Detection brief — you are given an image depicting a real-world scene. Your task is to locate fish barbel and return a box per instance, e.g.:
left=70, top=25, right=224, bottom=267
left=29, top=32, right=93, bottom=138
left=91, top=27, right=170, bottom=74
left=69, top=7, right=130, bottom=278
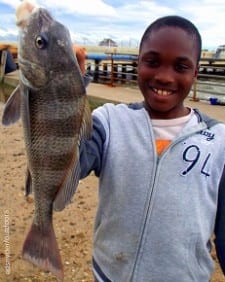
left=2, top=3, right=92, bottom=280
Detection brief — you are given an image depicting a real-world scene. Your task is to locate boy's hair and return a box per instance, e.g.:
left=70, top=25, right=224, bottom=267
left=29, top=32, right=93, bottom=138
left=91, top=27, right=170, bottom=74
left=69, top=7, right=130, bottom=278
left=139, top=15, right=202, bottom=63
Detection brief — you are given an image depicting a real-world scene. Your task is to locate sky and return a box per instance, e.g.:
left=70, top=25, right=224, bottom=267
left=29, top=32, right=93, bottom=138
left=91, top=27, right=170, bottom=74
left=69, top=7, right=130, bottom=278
left=0, top=0, right=225, bottom=50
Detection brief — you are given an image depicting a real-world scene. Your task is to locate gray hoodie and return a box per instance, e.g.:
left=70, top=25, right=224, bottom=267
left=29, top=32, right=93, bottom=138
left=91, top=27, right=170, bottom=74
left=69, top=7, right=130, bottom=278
left=79, top=102, right=225, bottom=282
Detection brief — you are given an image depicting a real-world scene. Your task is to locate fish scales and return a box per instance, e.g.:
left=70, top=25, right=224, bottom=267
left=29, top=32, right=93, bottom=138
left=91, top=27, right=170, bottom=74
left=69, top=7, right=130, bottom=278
left=2, top=2, right=92, bottom=280
left=25, top=88, right=84, bottom=172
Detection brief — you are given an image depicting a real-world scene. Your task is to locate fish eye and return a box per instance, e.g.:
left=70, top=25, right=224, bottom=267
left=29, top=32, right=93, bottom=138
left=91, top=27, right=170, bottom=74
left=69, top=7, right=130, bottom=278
left=35, top=34, right=48, bottom=49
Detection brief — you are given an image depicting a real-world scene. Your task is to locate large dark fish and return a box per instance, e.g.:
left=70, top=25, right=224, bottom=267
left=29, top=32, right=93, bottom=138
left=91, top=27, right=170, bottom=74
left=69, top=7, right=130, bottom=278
left=2, top=4, right=92, bottom=280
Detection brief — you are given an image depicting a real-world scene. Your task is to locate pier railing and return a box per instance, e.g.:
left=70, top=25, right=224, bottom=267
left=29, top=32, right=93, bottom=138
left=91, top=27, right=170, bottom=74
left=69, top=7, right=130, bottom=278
left=1, top=49, right=225, bottom=103
left=86, top=53, right=225, bottom=103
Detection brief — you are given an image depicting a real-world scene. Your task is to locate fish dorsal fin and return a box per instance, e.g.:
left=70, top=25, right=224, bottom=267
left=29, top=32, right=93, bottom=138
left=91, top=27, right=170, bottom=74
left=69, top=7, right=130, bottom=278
left=2, top=84, right=21, bottom=126
left=53, top=98, right=92, bottom=211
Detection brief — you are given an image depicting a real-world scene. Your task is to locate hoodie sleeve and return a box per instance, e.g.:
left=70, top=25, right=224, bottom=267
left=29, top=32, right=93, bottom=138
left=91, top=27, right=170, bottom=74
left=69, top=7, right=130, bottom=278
left=79, top=114, right=106, bottom=179
left=214, top=165, right=225, bottom=275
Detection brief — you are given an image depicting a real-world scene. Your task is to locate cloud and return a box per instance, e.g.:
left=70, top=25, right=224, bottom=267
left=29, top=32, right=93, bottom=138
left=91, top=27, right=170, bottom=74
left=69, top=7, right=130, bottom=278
left=68, top=1, right=176, bottom=44
left=38, top=0, right=117, bottom=17
left=0, top=27, right=17, bottom=37
left=0, top=0, right=223, bottom=49
left=173, top=0, right=225, bottom=48
left=0, top=0, right=21, bottom=8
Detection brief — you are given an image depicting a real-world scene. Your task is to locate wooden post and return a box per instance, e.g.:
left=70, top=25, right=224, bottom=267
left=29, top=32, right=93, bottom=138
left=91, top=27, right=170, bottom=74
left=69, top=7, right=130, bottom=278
left=0, top=49, right=8, bottom=83
left=190, top=78, right=199, bottom=101
left=93, top=59, right=100, bottom=83
left=109, top=53, right=115, bottom=87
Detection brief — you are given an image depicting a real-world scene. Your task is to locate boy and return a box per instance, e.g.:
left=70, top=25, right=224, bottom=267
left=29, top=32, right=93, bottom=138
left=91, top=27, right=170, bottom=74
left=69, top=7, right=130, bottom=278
left=79, top=16, right=225, bottom=281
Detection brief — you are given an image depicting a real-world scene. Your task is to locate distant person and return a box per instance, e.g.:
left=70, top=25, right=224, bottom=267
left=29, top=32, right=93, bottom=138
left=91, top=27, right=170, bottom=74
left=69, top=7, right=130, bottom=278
left=78, top=15, right=225, bottom=281
left=0, top=49, right=17, bottom=74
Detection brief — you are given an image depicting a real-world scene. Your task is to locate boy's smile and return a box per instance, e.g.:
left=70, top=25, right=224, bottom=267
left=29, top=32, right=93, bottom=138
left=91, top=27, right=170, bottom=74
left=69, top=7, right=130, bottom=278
left=152, top=88, right=173, bottom=96
left=138, top=26, right=199, bottom=119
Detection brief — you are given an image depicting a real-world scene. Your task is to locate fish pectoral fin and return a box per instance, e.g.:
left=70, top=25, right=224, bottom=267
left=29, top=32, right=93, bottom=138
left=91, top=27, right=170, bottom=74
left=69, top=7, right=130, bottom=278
left=2, top=84, right=21, bottom=126
left=53, top=152, right=81, bottom=212
left=25, top=168, right=32, bottom=196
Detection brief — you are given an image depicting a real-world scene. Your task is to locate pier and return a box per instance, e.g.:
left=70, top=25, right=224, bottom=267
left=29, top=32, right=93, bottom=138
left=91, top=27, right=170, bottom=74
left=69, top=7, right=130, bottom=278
left=1, top=44, right=225, bottom=104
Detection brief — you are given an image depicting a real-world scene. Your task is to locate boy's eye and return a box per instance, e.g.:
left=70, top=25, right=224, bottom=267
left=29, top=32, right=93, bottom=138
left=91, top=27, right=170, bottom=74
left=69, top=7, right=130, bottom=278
left=145, top=58, right=159, bottom=67
left=175, top=63, right=190, bottom=72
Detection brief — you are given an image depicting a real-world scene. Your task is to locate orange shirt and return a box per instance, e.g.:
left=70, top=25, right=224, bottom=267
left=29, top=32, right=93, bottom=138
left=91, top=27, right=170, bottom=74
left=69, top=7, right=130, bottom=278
left=152, top=110, right=194, bottom=155
left=155, top=139, right=172, bottom=155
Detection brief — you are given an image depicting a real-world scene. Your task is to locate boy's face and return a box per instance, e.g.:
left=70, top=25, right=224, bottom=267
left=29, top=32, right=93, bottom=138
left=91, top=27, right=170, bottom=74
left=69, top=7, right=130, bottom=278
left=138, top=26, right=199, bottom=119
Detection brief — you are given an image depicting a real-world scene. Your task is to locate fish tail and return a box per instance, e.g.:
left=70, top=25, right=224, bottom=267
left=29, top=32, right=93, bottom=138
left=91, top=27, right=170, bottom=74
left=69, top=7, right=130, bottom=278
left=22, top=221, right=64, bottom=280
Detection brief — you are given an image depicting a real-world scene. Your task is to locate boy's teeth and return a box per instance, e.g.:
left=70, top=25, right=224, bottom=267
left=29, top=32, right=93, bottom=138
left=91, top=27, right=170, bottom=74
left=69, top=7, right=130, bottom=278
left=154, top=88, right=171, bottom=96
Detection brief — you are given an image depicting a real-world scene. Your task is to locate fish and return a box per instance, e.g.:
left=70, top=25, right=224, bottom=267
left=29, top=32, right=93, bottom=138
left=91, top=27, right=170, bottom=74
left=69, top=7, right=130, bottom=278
left=2, top=3, right=92, bottom=280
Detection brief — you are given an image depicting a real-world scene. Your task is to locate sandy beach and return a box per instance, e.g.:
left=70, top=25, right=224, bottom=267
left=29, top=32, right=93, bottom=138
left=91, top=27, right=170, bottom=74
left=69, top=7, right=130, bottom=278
left=0, top=83, right=224, bottom=281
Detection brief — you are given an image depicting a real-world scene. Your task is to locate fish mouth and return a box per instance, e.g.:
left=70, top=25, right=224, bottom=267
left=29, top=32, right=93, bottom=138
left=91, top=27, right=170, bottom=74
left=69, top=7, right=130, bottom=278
left=18, top=56, right=49, bottom=89
left=152, top=87, right=174, bottom=96
left=18, top=55, right=39, bottom=71
left=18, top=55, right=38, bottom=66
